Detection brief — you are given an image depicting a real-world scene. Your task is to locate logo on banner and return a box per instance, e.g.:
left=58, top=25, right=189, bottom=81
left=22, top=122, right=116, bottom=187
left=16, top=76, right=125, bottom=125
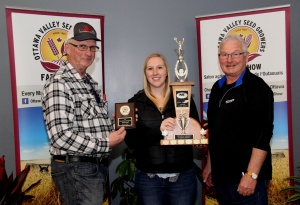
left=32, top=21, right=72, bottom=80
left=218, top=20, right=267, bottom=64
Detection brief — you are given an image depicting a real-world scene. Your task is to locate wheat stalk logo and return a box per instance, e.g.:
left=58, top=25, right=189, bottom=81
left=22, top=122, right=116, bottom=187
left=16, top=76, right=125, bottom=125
left=40, top=30, right=68, bottom=73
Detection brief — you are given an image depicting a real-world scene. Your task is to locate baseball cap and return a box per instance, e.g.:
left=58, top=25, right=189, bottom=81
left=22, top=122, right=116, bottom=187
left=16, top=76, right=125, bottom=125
left=67, top=22, right=100, bottom=41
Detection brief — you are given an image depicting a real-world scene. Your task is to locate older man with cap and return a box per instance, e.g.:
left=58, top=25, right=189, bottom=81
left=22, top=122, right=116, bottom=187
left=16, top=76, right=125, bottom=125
left=42, top=22, right=126, bottom=205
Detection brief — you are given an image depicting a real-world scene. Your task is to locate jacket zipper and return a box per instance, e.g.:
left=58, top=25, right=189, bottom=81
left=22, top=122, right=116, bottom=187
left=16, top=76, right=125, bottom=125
left=218, top=85, right=240, bottom=108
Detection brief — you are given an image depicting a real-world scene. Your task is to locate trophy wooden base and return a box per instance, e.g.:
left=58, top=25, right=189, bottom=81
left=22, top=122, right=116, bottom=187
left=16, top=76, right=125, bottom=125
left=160, top=118, right=208, bottom=145
left=160, top=138, right=208, bottom=145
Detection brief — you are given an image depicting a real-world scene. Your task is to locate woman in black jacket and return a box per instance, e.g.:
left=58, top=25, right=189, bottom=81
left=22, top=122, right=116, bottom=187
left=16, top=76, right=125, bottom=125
left=125, top=53, right=200, bottom=205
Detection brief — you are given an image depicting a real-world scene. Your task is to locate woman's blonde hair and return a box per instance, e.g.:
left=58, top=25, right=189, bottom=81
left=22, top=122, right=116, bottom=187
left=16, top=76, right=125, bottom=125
left=143, top=53, right=171, bottom=111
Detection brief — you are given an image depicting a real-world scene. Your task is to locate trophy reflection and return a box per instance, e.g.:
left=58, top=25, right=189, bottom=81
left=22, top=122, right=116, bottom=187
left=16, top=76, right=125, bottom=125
left=160, top=37, right=208, bottom=145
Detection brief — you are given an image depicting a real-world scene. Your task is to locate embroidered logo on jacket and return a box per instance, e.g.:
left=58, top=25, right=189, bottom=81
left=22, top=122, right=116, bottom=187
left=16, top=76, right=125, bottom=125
left=225, top=99, right=235, bottom=104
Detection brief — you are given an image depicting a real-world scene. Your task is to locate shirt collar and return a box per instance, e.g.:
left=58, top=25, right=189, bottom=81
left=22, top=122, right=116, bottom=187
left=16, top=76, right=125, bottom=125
left=65, top=63, right=87, bottom=82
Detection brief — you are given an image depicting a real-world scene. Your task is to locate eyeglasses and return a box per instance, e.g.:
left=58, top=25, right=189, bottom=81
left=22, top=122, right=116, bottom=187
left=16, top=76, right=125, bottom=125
left=218, top=52, right=246, bottom=60
left=69, top=43, right=99, bottom=52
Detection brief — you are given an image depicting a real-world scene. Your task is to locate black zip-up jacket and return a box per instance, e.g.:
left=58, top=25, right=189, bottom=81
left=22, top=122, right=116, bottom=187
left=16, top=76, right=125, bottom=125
left=125, top=90, right=200, bottom=173
left=208, top=68, right=274, bottom=184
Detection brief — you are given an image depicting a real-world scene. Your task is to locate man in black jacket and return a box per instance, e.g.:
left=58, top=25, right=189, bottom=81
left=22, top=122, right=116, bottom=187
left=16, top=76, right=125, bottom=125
left=202, top=34, right=274, bottom=205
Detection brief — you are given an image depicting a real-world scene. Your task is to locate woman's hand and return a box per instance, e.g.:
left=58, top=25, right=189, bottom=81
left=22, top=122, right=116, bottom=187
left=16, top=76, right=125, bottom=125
left=160, top=117, right=176, bottom=131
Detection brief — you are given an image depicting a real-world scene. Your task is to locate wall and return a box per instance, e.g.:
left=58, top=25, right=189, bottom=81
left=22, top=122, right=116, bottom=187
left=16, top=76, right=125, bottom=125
left=1, top=0, right=299, bottom=204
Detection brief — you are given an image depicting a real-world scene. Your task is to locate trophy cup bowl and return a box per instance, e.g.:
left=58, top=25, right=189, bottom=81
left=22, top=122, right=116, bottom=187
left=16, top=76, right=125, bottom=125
left=177, top=116, right=190, bottom=134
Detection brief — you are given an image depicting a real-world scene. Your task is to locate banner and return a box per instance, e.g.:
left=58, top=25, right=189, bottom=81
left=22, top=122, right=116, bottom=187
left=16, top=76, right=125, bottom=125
left=6, top=8, right=109, bottom=204
left=196, top=5, right=292, bottom=205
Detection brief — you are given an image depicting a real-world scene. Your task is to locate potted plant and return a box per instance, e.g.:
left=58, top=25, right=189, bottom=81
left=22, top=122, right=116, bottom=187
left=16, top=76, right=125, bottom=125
left=0, top=155, right=41, bottom=205
left=111, top=148, right=137, bottom=205
left=280, top=161, right=300, bottom=204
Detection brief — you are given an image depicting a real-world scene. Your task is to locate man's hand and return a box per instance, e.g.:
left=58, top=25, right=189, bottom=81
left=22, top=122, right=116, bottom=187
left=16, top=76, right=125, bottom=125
left=108, top=127, right=126, bottom=148
left=203, top=150, right=214, bottom=188
left=237, top=174, right=257, bottom=196
left=203, top=163, right=214, bottom=187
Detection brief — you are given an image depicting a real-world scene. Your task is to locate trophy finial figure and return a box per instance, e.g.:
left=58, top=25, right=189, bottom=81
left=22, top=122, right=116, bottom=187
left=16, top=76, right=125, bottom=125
left=174, top=37, right=188, bottom=82
left=174, top=37, right=184, bottom=58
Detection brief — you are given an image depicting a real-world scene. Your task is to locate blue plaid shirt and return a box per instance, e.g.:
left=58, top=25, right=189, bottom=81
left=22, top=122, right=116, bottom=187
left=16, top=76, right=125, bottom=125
left=42, top=63, right=113, bottom=158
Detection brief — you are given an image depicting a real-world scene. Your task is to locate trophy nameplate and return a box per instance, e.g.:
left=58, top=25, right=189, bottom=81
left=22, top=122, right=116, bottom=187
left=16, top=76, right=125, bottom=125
left=115, top=102, right=136, bottom=129
left=160, top=37, right=208, bottom=145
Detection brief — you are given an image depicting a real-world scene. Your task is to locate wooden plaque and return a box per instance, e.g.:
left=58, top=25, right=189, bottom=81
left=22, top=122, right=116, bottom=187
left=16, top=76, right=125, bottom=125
left=115, top=102, right=136, bottom=129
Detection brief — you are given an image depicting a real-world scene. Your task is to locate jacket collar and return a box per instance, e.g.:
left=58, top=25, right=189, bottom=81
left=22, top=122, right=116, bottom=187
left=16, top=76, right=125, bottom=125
left=218, top=68, right=247, bottom=88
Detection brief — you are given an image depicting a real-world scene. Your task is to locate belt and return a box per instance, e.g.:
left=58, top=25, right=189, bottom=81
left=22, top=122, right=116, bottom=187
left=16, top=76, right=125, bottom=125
left=52, top=155, right=107, bottom=165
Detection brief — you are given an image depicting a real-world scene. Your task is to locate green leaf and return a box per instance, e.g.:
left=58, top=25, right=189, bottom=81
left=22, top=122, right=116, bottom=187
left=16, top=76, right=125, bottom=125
left=116, top=160, right=129, bottom=177
left=286, top=193, right=300, bottom=203
left=110, top=178, right=124, bottom=198
left=127, top=161, right=135, bottom=181
left=119, top=161, right=130, bottom=177
left=285, top=176, right=300, bottom=182
left=111, top=149, right=137, bottom=204
left=280, top=186, right=300, bottom=192
left=281, top=161, right=300, bottom=204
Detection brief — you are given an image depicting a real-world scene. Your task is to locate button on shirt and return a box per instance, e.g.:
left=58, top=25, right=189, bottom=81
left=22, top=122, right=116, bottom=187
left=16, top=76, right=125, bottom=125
left=42, top=63, right=113, bottom=158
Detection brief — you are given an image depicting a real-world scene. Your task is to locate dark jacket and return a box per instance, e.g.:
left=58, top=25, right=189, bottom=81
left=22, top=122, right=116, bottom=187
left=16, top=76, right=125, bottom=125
left=125, top=90, right=200, bottom=173
left=208, top=68, right=274, bottom=184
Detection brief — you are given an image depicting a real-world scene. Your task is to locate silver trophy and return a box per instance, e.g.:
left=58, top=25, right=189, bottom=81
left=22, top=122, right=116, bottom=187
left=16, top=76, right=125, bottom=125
left=176, top=111, right=190, bottom=134
left=160, top=37, right=205, bottom=145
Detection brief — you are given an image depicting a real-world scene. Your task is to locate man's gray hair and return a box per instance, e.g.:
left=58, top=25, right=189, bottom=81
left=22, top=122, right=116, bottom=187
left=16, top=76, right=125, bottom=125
left=219, top=34, right=248, bottom=53
left=67, top=38, right=74, bottom=44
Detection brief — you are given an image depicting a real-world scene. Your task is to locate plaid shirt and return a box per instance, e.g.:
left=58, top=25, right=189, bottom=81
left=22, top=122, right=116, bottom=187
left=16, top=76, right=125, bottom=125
left=42, top=63, right=113, bottom=158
